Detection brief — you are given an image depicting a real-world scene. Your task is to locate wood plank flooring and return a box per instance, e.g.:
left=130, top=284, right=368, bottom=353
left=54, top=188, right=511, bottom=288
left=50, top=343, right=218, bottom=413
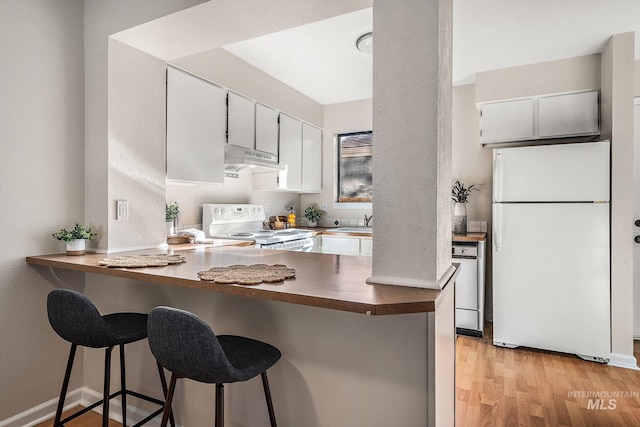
left=456, top=323, right=640, bottom=427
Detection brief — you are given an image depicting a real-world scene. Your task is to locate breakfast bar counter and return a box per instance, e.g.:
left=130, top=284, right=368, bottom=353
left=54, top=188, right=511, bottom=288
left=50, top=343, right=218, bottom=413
left=27, top=246, right=446, bottom=315
left=27, top=246, right=456, bottom=427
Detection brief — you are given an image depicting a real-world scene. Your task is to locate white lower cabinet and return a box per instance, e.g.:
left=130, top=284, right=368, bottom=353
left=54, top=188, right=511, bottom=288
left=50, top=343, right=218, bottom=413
left=321, top=235, right=372, bottom=256
left=360, top=237, right=372, bottom=255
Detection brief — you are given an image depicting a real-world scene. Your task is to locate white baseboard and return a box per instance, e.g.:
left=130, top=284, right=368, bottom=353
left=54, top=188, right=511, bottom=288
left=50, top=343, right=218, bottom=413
left=1, top=387, right=170, bottom=427
left=608, top=352, right=640, bottom=370
left=0, top=388, right=83, bottom=427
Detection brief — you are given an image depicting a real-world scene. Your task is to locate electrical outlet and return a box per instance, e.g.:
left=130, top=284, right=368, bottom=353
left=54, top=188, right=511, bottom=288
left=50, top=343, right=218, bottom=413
left=264, top=201, right=270, bottom=213
left=116, top=200, right=128, bottom=220
left=322, top=203, right=328, bottom=211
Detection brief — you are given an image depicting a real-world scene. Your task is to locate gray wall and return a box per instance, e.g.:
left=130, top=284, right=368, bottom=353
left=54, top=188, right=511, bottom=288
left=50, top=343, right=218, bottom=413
left=0, top=0, right=205, bottom=422
left=0, top=0, right=85, bottom=419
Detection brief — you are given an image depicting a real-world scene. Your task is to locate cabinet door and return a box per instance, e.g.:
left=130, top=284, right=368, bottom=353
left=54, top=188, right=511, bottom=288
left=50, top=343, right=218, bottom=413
left=455, top=257, right=478, bottom=310
left=301, top=123, right=322, bottom=193
left=480, top=98, right=534, bottom=143
left=538, top=91, right=599, bottom=138
left=227, top=92, right=255, bottom=149
left=321, top=236, right=360, bottom=255
left=166, top=67, right=226, bottom=183
left=255, top=103, right=279, bottom=156
left=278, top=114, right=302, bottom=191
left=360, top=237, right=372, bottom=255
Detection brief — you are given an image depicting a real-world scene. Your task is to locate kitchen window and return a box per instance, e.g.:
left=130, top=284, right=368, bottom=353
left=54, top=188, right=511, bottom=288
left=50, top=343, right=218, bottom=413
left=338, top=131, right=372, bottom=202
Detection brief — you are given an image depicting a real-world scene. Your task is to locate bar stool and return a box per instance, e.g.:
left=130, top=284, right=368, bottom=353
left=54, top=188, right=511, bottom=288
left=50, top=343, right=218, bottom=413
left=47, top=289, right=174, bottom=427
left=147, top=306, right=281, bottom=427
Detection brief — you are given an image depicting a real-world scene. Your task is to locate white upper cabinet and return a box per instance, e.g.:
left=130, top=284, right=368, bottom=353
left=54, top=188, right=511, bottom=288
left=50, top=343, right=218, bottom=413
left=301, top=123, right=322, bottom=192
left=277, top=114, right=303, bottom=191
left=166, top=67, right=226, bottom=184
left=480, top=91, right=599, bottom=145
left=480, top=98, right=535, bottom=144
left=255, top=103, right=279, bottom=156
left=538, top=91, right=599, bottom=138
left=227, top=92, right=255, bottom=150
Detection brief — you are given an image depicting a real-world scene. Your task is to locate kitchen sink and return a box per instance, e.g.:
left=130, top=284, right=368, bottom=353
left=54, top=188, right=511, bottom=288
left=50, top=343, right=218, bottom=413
left=330, top=227, right=372, bottom=233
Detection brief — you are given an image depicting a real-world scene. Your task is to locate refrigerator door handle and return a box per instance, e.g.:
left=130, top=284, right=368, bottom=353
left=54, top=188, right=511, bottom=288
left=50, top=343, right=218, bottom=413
left=494, top=203, right=502, bottom=252
left=493, top=151, right=502, bottom=202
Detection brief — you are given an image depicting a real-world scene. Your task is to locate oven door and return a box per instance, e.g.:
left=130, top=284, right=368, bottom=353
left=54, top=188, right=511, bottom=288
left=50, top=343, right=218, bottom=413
left=259, top=237, right=315, bottom=252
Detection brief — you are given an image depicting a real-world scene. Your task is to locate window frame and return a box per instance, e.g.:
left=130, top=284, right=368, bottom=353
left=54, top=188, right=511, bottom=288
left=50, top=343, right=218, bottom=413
left=337, top=130, right=373, bottom=203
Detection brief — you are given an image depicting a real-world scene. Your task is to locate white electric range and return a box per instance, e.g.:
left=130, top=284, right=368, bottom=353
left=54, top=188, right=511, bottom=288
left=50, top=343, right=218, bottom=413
left=202, top=204, right=315, bottom=251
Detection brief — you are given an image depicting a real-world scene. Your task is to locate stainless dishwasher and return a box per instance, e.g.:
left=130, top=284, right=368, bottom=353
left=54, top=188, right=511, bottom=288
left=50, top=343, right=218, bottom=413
left=452, top=241, right=485, bottom=337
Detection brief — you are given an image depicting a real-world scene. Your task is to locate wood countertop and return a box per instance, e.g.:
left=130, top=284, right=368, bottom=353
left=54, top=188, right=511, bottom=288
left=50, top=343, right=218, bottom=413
left=27, top=246, right=450, bottom=316
left=452, top=232, right=487, bottom=242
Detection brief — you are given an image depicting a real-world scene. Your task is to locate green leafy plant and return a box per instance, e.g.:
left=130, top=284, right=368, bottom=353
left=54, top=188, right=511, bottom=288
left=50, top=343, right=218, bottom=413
left=451, top=179, right=479, bottom=204
left=166, top=202, right=179, bottom=221
left=52, top=223, right=96, bottom=242
left=304, top=206, right=322, bottom=223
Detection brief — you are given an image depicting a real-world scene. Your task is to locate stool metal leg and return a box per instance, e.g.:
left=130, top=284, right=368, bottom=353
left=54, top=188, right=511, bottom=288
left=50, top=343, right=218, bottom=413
left=261, top=372, right=278, bottom=427
left=120, top=344, right=127, bottom=426
left=157, top=363, right=176, bottom=427
left=215, top=383, right=224, bottom=427
left=53, top=344, right=77, bottom=427
left=160, top=373, right=178, bottom=427
left=103, top=346, right=114, bottom=427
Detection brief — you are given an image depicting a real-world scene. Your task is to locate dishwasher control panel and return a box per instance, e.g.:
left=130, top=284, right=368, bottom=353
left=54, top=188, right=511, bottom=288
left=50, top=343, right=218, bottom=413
left=452, top=244, right=477, bottom=257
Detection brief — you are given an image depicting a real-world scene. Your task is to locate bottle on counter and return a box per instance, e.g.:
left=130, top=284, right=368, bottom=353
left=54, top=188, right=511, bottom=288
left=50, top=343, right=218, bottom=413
left=288, top=207, right=296, bottom=228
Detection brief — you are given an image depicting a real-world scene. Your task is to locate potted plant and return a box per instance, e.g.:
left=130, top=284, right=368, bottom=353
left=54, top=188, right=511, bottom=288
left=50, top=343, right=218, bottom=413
left=451, top=179, right=479, bottom=234
left=52, top=222, right=96, bottom=255
left=303, top=205, right=322, bottom=227
left=166, top=202, right=179, bottom=235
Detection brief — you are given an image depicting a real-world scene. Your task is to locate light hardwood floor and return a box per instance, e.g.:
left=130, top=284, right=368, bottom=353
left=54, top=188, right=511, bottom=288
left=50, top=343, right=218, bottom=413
left=37, top=324, right=640, bottom=427
left=456, top=323, right=640, bottom=427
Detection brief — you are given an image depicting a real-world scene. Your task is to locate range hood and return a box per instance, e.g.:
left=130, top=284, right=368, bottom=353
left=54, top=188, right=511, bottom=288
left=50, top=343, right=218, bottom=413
left=224, top=144, right=284, bottom=177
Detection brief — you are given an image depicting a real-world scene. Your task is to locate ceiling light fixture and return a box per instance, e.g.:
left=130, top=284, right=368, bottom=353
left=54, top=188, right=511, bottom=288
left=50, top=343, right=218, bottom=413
left=356, top=32, right=373, bottom=54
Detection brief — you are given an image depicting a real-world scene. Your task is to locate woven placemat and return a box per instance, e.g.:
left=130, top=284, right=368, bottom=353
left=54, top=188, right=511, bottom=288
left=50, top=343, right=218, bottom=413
left=98, top=254, right=187, bottom=268
left=197, top=264, right=296, bottom=286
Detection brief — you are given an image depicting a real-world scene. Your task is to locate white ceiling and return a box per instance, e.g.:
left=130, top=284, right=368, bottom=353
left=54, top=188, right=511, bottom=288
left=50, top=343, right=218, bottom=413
left=220, top=1, right=640, bottom=105
left=223, top=8, right=372, bottom=105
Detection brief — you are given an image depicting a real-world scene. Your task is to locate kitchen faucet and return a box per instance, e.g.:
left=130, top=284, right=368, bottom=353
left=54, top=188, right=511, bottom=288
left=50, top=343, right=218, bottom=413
left=364, top=215, right=373, bottom=227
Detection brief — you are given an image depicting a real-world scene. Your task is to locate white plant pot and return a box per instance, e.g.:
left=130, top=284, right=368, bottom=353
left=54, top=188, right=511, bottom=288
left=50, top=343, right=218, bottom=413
left=453, top=203, right=467, bottom=234
left=166, top=221, right=175, bottom=236
left=307, top=221, right=318, bottom=228
left=66, top=239, right=86, bottom=256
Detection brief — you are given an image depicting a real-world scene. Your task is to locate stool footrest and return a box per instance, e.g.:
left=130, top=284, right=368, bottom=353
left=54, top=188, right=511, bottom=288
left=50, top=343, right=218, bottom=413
left=58, top=389, right=165, bottom=426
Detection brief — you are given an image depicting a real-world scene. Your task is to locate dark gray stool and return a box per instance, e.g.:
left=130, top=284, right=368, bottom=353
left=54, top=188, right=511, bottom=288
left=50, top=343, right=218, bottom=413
left=147, top=306, right=281, bottom=427
left=47, top=289, right=174, bottom=427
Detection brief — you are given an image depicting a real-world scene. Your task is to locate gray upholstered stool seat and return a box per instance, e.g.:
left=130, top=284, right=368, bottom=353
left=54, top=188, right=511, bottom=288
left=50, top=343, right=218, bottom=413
left=47, top=289, right=174, bottom=427
left=148, top=306, right=281, bottom=427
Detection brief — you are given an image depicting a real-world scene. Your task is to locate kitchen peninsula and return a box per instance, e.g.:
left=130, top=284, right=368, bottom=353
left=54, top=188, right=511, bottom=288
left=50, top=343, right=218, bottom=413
left=27, top=246, right=457, bottom=426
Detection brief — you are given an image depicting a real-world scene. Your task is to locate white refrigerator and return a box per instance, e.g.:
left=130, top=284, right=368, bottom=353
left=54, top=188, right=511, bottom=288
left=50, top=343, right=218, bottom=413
left=492, top=141, right=610, bottom=362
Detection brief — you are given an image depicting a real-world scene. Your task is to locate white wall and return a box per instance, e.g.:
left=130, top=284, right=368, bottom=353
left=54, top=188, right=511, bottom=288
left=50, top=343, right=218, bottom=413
left=84, top=0, right=207, bottom=252
left=601, top=32, right=636, bottom=367
left=0, top=0, right=85, bottom=420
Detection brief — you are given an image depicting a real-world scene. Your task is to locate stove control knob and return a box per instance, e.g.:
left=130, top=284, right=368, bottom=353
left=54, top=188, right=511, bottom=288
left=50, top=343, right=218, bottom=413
left=635, top=219, right=640, bottom=227
left=635, top=236, right=640, bottom=244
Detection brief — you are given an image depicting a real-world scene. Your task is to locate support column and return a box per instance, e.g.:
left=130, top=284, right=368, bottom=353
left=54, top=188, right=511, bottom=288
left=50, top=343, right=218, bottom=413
left=368, top=0, right=454, bottom=289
